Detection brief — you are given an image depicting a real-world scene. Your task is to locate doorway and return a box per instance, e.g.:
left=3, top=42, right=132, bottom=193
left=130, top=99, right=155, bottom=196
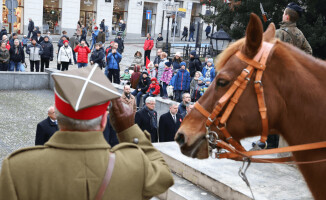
left=141, top=2, right=157, bottom=37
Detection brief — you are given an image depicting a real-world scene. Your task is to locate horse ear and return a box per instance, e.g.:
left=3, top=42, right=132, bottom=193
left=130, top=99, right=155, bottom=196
left=243, top=13, right=263, bottom=58
left=263, top=23, right=276, bottom=42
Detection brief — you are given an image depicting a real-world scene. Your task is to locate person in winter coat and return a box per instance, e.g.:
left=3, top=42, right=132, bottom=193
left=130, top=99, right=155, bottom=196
left=74, top=40, right=91, bottom=68
left=0, top=41, right=10, bottom=71
left=153, top=49, right=162, bottom=69
left=58, top=40, right=73, bottom=71
left=120, top=69, right=131, bottom=85
left=106, top=48, right=122, bottom=84
left=192, top=76, right=205, bottom=102
left=36, top=31, right=44, bottom=44
left=143, top=33, right=154, bottom=65
left=156, top=33, right=163, bottom=42
left=27, top=18, right=34, bottom=39
left=0, top=26, right=7, bottom=41
left=114, top=33, right=124, bottom=53
left=9, top=33, right=20, bottom=48
left=69, top=33, right=79, bottom=64
left=131, top=50, right=144, bottom=69
left=56, top=35, right=67, bottom=70
left=26, top=38, right=43, bottom=72
left=131, top=71, right=151, bottom=108
left=147, top=61, right=156, bottom=78
left=31, top=27, right=39, bottom=41
left=2, top=35, right=11, bottom=50
left=200, top=78, right=211, bottom=96
left=22, top=35, right=28, bottom=50
left=202, top=58, right=216, bottom=82
left=80, top=25, right=89, bottom=46
left=181, top=26, right=188, bottom=41
left=90, top=43, right=105, bottom=69
left=190, top=71, right=202, bottom=101
left=90, top=26, right=99, bottom=50
left=205, top=24, right=211, bottom=39
left=188, top=23, right=195, bottom=42
left=143, top=77, right=160, bottom=104
left=174, top=62, right=191, bottom=102
left=40, top=36, right=53, bottom=72
left=100, top=19, right=105, bottom=32
left=188, top=50, right=202, bottom=78
left=130, top=65, right=142, bottom=89
left=169, top=70, right=178, bottom=99
left=157, top=52, right=168, bottom=96
left=96, top=27, right=106, bottom=44
left=172, top=52, right=183, bottom=70
left=161, top=62, right=173, bottom=99
left=9, top=39, right=25, bottom=72
left=76, top=21, right=82, bottom=37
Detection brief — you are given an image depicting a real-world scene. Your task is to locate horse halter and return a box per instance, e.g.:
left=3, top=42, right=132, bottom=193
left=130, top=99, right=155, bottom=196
left=194, top=42, right=326, bottom=164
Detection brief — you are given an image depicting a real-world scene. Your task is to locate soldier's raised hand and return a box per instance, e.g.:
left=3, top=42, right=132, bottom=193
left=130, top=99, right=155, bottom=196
left=109, top=98, right=134, bottom=133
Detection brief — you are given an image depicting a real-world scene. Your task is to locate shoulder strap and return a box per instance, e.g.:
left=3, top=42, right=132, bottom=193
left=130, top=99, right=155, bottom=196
left=95, top=152, right=116, bottom=200
left=281, top=28, right=296, bottom=44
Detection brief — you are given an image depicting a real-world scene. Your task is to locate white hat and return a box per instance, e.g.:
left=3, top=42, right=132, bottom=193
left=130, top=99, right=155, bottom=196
left=175, top=52, right=182, bottom=57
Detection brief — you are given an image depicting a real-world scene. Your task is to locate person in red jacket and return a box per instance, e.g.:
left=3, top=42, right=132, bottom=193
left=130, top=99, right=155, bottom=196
left=74, top=40, right=91, bottom=68
left=143, top=33, right=154, bottom=66
left=143, top=77, right=160, bottom=105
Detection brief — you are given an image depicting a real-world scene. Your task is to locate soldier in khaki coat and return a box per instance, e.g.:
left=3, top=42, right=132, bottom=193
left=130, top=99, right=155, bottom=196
left=275, top=2, right=312, bottom=55
left=0, top=66, right=174, bottom=200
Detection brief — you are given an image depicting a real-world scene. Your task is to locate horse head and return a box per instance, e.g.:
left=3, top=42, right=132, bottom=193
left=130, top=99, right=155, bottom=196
left=175, top=13, right=281, bottom=159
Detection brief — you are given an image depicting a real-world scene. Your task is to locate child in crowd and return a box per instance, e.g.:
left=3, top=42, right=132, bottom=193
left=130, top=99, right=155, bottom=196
left=200, top=78, right=211, bottom=96
left=192, top=76, right=205, bottom=102
left=202, top=58, right=216, bottom=82
left=120, top=69, right=131, bottom=85
left=143, top=77, right=160, bottom=104
left=169, top=70, right=178, bottom=100
left=174, top=62, right=191, bottom=102
left=22, top=35, right=28, bottom=50
left=147, top=61, right=156, bottom=78
left=161, top=61, right=173, bottom=99
left=190, top=71, right=202, bottom=102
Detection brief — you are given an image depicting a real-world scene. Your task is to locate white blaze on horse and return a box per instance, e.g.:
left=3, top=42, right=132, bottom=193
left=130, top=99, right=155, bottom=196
left=175, top=13, right=326, bottom=200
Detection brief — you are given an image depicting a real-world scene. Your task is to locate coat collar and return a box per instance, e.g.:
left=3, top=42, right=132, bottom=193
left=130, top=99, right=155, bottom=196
left=45, top=130, right=110, bottom=150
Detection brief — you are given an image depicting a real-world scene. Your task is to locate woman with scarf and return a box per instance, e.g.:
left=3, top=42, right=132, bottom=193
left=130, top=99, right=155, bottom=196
left=201, top=58, right=216, bottom=82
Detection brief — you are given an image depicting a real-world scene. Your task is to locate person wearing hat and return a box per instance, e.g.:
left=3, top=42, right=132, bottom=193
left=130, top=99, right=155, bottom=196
left=188, top=50, right=202, bottom=78
left=96, top=27, right=106, bottom=44
left=26, top=38, right=43, bottom=72
left=161, top=61, right=173, bottom=99
left=200, top=78, right=211, bottom=96
left=131, top=71, right=151, bottom=108
left=172, top=52, right=183, bottom=70
left=192, top=76, right=205, bottom=102
left=90, top=26, right=99, bottom=50
left=58, top=40, right=73, bottom=71
left=131, top=50, right=144, bottom=69
left=40, top=36, right=54, bottom=72
left=0, top=66, right=174, bottom=199
left=120, top=68, right=131, bottom=85
left=275, top=2, right=312, bottom=54
left=114, top=32, right=124, bottom=54
left=174, top=62, right=191, bottom=102
left=202, top=58, right=216, bottom=82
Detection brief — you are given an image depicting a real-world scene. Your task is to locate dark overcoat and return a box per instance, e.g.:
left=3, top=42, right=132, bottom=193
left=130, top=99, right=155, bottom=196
left=35, top=117, right=59, bottom=145
left=135, top=107, right=158, bottom=142
left=159, top=112, right=183, bottom=142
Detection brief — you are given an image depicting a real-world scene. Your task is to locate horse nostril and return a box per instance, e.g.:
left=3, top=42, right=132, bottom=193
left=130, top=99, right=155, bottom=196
left=175, top=133, right=186, bottom=146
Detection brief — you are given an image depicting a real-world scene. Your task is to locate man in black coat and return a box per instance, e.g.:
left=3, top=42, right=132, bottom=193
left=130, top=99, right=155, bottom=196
left=178, top=93, right=191, bottom=116
left=159, top=102, right=183, bottom=142
left=40, top=36, right=53, bottom=72
left=9, top=39, right=25, bottom=71
left=114, top=33, right=124, bottom=53
left=35, top=106, right=59, bottom=145
left=188, top=50, right=202, bottom=78
left=135, top=97, right=158, bottom=143
left=27, top=18, right=34, bottom=39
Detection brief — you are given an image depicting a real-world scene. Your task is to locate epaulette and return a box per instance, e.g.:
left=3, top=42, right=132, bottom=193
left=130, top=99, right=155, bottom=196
left=111, top=143, right=139, bottom=152
left=8, top=146, right=47, bottom=159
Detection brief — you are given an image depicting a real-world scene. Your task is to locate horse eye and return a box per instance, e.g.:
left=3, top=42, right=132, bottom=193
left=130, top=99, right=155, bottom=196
left=217, top=79, right=230, bottom=87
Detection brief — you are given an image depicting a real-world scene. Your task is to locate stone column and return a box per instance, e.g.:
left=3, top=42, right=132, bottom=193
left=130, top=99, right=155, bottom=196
left=96, top=0, right=113, bottom=32
left=24, top=0, right=43, bottom=35
left=61, top=0, right=81, bottom=36
left=126, top=0, right=144, bottom=38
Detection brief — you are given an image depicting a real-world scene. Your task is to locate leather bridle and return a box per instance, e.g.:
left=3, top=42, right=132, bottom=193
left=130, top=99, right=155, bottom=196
left=194, top=41, right=326, bottom=164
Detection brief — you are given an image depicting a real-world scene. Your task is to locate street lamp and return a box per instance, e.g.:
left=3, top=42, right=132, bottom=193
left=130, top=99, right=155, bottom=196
left=210, top=26, right=232, bottom=56
left=163, top=0, right=176, bottom=55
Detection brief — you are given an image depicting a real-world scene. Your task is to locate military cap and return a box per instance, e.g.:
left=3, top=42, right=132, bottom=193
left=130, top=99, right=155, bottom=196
left=52, top=66, right=121, bottom=120
left=287, top=2, right=303, bottom=17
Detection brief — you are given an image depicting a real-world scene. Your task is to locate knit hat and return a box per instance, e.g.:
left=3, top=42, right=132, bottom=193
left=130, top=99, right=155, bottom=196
left=205, top=78, right=211, bottom=83
left=12, top=33, right=17, bottom=36
left=63, top=40, right=69, bottom=44
left=287, top=2, right=303, bottom=17
left=190, top=50, right=196, bottom=56
left=207, top=58, right=214, bottom=64
left=94, top=26, right=98, bottom=30
left=175, top=52, right=182, bottom=57
left=198, top=76, right=204, bottom=82
left=165, top=61, right=172, bottom=67
left=44, top=35, right=49, bottom=39
left=180, top=62, right=186, bottom=67
left=124, top=69, right=129, bottom=73
left=142, top=71, right=148, bottom=75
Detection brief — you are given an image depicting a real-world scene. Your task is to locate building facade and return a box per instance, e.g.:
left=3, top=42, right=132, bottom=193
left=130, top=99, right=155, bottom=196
left=1, top=0, right=211, bottom=38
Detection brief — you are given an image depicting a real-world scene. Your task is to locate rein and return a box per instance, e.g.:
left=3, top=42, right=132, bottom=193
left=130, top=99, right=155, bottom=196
left=194, top=41, right=326, bottom=164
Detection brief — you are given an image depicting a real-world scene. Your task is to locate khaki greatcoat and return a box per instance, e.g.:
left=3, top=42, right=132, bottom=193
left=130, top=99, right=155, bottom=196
left=0, top=125, right=174, bottom=200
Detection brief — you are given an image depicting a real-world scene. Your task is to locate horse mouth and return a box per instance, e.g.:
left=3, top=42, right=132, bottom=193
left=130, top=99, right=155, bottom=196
left=179, top=135, right=209, bottom=159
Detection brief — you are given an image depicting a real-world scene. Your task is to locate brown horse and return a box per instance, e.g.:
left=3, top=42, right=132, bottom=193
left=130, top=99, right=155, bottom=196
left=175, top=13, right=326, bottom=200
